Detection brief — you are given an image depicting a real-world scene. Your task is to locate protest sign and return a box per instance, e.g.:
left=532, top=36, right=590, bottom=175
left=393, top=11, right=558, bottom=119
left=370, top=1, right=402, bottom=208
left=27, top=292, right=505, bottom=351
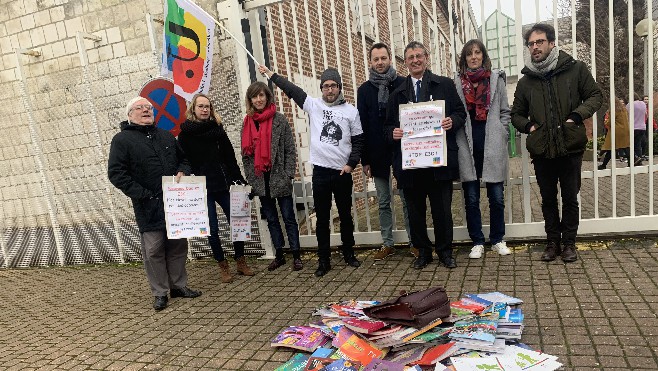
left=399, top=101, right=446, bottom=169
left=162, top=176, right=210, bottom=239
left=230, top=184, right=252, bottom=241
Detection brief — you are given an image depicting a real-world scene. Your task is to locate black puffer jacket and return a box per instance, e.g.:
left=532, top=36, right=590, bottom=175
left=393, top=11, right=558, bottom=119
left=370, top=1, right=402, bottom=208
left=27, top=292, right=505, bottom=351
left=177, top=119, right=245, bottom=192
left=108, top=121, right=191, bottom=232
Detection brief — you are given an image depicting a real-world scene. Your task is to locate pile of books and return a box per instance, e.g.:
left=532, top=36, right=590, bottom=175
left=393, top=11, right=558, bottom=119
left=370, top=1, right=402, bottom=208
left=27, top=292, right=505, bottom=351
left=272, top=292, right=562, bottom=370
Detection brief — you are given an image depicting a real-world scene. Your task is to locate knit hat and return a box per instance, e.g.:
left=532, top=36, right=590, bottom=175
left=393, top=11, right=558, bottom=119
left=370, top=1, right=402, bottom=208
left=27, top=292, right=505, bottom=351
left=320, top=68, right=342, bottom=88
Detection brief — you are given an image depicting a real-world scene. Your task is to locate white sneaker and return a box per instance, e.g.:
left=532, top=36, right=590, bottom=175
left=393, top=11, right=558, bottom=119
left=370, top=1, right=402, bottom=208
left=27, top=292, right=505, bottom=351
left=469, top=245, right=484, bottom=259
left=492, top=241, right=511, bottom=256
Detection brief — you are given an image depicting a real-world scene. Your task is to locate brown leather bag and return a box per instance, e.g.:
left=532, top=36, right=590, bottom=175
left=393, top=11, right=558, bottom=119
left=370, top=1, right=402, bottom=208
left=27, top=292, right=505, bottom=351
left=363, top=286, right=450, bottom=328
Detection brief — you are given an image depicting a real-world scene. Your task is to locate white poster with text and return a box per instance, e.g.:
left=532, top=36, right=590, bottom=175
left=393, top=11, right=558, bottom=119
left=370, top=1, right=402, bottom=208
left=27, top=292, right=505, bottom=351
left=399, top=101, right=447, bottom=169
left=162, top=176, right=210, bottom=239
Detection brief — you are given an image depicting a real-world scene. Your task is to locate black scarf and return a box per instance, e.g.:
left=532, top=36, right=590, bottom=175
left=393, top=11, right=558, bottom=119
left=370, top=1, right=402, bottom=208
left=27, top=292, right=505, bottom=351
left=180, top=118, right=223, bottom=138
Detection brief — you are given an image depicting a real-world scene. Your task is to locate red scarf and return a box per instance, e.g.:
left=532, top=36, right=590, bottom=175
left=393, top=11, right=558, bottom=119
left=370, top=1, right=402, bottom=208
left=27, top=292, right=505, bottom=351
left=241, top=103, right=276, bottom=176
left=460, top=68, right=491, bottom=121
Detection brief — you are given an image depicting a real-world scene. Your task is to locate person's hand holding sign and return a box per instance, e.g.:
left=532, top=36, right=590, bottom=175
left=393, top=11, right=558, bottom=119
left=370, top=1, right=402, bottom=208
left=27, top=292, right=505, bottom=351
left=392, top=127, right=404, bottom=140
left=441, top=117, right=453, bottom=130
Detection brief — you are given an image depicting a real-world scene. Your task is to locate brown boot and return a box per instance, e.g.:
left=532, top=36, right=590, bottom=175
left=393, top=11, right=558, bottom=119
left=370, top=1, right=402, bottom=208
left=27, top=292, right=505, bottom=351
left=218, top=260, right=233, bottom=283
left=235, top=256, right=255, bottom=276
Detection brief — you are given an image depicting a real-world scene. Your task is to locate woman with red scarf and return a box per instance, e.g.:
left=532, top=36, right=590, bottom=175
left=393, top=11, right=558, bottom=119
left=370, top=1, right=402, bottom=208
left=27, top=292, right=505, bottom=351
left=454, top=39, right=512, bottom=260
left=241, top=82, right=302, bottom=271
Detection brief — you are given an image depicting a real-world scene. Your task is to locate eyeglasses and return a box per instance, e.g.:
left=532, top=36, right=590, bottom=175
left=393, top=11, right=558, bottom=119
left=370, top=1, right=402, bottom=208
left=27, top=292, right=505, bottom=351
left=526, top=39, right=547, bottom=48
left=405, top=53, right=426, bottom=61
left=321, top=83, right=339, bottom=91
left=131, top=104, right=153, bottom=112
left=196, top=104, right=211, bottom=110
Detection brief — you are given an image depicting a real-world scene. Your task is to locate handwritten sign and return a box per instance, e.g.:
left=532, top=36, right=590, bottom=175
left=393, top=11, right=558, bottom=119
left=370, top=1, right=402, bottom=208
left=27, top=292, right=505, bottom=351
left=231, top=216, right=251, bottom=242
left=399, top=101, right=447, bottom=169
left=162, top=176, right=210, bottom=239
left=229, top=184, right=252, bottom=241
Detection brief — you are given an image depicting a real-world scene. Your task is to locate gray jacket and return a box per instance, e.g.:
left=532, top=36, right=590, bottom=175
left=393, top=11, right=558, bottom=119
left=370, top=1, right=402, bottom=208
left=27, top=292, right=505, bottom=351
left=242, top=112, right=297, bottom=198
left=454, top=69, right=511, bottom=183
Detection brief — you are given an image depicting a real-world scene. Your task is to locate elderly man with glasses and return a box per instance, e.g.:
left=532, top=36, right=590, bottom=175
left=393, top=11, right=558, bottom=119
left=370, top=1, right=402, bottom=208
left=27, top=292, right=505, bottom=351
left=511, top=23, right=602, bottom=263
left=108, top=97, right=201, bottom=311
left=259, top=64, right=364, bottom=277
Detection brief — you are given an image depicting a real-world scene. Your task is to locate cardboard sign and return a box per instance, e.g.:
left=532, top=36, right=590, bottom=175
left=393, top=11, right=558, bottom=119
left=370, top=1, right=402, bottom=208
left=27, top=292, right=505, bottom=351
left=162, top=176, right=210, bottom=239
left=399, top=101, right=447, bottom=169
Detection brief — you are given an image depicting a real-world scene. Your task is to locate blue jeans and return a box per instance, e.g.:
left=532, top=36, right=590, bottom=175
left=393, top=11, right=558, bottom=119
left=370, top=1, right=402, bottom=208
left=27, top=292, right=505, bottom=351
left=260, top=195, right=300, bottom=252
left=207, top=190, right=245, bottom=262
left=461, top=181, right=505, bottom=245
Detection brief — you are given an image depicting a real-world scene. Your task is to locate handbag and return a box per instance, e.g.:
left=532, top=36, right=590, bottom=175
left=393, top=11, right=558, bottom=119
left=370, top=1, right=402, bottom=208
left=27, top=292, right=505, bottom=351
left=363, top=286, right=450, bottom=328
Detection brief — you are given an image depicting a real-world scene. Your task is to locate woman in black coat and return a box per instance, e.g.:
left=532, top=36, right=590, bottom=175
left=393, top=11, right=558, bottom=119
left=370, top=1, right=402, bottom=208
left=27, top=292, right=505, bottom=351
left=177, top=93, right=254, bottom=283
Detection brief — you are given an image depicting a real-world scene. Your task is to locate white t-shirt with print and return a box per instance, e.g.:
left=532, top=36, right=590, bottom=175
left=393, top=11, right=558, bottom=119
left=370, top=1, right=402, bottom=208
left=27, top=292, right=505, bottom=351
left=302, top=96, right=363, bottom=171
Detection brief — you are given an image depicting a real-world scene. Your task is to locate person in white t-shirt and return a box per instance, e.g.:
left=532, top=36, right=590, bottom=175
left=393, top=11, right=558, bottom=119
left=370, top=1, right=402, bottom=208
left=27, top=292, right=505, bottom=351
left=259, top=64, right=364, bottom=277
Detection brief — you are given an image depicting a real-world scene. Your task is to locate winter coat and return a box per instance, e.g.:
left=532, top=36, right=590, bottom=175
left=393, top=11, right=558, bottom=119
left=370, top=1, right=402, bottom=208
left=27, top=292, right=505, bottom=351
left=511, top=50, right=603, bottom=159
left=601, top=108, right=631, bottom=150
left=241, top=112, right=297, bottom=198
left=385, top=70, right=467, bottom=188
left=177, top=119, right=245, bottom=193
left=357, top=76, right=406, bottom=179
left=454, top=69, right=511, bottom=183
left=108, top=121, right=191, bottom=233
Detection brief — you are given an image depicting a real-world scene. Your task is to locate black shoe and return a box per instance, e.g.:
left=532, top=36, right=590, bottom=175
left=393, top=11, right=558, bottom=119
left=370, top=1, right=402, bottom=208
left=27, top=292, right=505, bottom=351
left=292, top=258, right=303, bottom=271
left=170, top=287, right=202, bottom=298
left=439, top=256, right=457, bottom=269
left=540, top=241, right=561, bottom=262
left=315, top=262, right=331, bottom=277
left=345, top=256, right=361, bottom=268
left=153, top=296, right=168, bottom=311
left=413, top=256, right=433, bottom=269
left=598, top=164, right=606, bottom=170
left=561, top=244, right=578, bottom=263
left=268, top=258, right=286, bottom=271
left=634, top=157, right=643, bottom=166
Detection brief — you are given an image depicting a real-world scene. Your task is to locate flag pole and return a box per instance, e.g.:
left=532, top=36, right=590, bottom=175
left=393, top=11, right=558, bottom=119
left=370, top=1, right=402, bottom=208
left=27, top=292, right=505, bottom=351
left=186, top=0, right=263, bottom=67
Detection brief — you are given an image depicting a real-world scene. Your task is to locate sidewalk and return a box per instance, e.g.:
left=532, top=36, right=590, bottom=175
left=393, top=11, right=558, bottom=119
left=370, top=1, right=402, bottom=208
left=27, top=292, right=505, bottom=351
left=1, top=238, right=657, bottom=370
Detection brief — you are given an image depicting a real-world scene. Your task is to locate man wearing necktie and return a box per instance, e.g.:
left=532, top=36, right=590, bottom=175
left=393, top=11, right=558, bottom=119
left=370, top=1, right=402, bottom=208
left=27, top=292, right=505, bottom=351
left=385, top=41, right=467, bottom=269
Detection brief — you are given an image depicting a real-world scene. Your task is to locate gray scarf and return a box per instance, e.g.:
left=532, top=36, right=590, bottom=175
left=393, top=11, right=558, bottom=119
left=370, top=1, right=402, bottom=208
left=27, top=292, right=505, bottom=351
left=323, top=91, right=346, bottom=107
left=369, top=67, right=398, bottom=108
left=525, top=46, right=559, bottom=75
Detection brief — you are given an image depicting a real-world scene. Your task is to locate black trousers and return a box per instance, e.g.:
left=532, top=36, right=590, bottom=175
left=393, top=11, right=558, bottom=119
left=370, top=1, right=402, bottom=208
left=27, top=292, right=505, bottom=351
left=634, top=130, right=648, bottom=158
left=312, top=166, right=355, bottom=263
left=402, top=177, right=454, bottom=260
left=533, top=153, right=583, bottom=246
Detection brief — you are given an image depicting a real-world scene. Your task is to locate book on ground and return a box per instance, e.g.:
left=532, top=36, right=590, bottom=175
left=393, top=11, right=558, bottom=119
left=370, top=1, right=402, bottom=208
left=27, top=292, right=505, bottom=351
left=272, top=326, right=331, bottom=352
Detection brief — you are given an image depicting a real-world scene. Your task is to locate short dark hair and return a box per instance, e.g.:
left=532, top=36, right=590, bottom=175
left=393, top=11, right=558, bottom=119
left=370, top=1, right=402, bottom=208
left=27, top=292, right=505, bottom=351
left=523, top=23, right=556, bottom=44
left=403, top=41, right=429, bottom=59
left=368, top=43, right=391, bottom=60
left=458, top=39, right=492, bottom=73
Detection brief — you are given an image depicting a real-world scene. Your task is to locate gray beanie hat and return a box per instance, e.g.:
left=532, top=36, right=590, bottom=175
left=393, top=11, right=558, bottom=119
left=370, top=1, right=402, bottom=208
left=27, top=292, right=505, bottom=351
left=320, top=68, right=342, bottom=88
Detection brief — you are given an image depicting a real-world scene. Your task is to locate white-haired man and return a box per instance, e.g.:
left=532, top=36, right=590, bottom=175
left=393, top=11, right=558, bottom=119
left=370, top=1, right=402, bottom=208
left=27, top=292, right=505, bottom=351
left=108, top=97, right=201, bottom=311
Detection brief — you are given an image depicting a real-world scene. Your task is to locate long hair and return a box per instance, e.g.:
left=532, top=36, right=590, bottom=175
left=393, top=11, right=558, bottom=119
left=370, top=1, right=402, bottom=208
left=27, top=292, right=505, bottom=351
left=458, top=39, right=492, bottom=74
left=186, top=93, right=222, bottom=123
left=245, top=82, right=275, bottom=116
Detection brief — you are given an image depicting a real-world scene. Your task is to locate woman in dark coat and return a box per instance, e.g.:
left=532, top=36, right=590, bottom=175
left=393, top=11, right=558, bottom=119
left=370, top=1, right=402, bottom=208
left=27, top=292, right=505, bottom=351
left=177, top=93, right=254, bottom=283
left=241, top=82, right=302, bottom=271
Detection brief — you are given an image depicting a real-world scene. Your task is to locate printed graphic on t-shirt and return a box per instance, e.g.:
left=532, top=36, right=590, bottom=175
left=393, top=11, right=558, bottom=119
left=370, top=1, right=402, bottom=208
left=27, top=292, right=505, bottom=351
left=320, top=111, right=343, bottom=146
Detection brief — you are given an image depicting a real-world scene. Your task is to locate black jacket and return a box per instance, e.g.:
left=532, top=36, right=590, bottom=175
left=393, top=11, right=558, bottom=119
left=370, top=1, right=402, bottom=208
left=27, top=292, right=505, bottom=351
left=177, top=119, right=245, bottom=193
left=357, top=76, right=406, bottom=179
left=385, top=71, right=466, bottom=188
left=108, top=121, right=191, bottom=232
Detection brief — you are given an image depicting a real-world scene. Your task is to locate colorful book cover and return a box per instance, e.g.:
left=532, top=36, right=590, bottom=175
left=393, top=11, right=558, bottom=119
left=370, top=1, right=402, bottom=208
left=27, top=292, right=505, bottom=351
left=311, top=347, right=335, bottom=358
left=466, top=292, right=523, bottom=306
left=451, top=299, right=486, bottom=316
left=388, top=345, right=429, bottom=364
left=449, top=316, right=499, bottom=343
left=403, top=318, right=443, bottom=341
left=275, top=353, right=309, bottom=371
left=304, top=356, right=334, bottom=371
left=362, top=359, right=408, bottom=371
left=502, top=345, right=561, bottom=370
left=332, top=327, right=386, bottom=365
left=343, top=318, right=387, bottom=334
left=409, top=342, right=458, bottom=365
left=322, top=358, right=362, bottom=371
left=272, top=326, right=330, bottom=352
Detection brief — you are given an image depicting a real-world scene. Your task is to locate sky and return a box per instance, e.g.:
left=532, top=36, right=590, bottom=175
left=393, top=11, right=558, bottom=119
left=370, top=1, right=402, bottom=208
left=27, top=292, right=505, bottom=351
left=468, top=0, right=557, bottom=27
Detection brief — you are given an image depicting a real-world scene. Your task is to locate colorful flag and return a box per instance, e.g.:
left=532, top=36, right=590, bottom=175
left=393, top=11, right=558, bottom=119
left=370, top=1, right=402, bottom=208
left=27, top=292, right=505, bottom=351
left=161, top=0, right=215, bottom=101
